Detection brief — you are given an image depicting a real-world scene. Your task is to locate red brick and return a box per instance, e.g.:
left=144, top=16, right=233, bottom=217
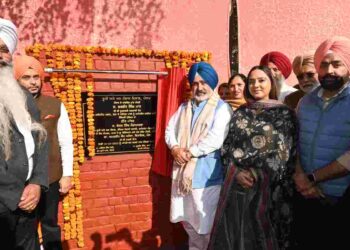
left=125, top=61, right=139, bottom=70
left=87, top=206, right=114, bottom=217
left=92, top=73, right=121, bottom=80
left=109, top=197, right=123, bottom=206
left=101, top=55, right=117, bottom=60
left=114, top=205, right=130, bottom=214
left=85, top=225, right=116, bottom=238
left=81, top=170, right=129, bottom=181
left=114, top=187, right=129, bottom=196
left=130, top=220, right=152, bottom=230
left=84, top=216, right=111, bottom=228
left=107, top=161, right=121, bottom=170
left=113, top=221, right=132, bottom=231
left=137, top=194, right=151, bottom=203
left=122, top=81, right=139, bottom=91
left=134, top=212, right=151, bottom=221
left=111, top=214, right=136, bottom=224
left=129, top=186, right=151, bottom=195
left=93, top=81, right=110, bottom=91
left=111, top=60, right=125, bottom=70
left=129, top=203, right=152, bottom=213
left=134, top=159, right=152, bottom=168
left=90, top=162, right=107, bottom=171
left=122, top=177, right=137, bottom=187
left=140, top=61, right=155, bottom=71
left=108, top=179, right=123, bottom=188
left=155, top=62, right=166, bottom=71
left=94, top=59, right=111, bottom=70
left=136, top=176, right=149, bottom=185
left=129, top=168, right=150, bottom=177
left=91, top=198, right=109, bottom=208
left=122, top=195, right=138, bottom=204
left=110, top=82, right=125, bottom=90
left=120, top=160, right=135, bottom=169
left=80, top=181, right=92, bottom=190
left=81, top=188, right=114, bottom=199
left=80, top=163, right=91, bottom=172
left=92, top=180, right=109, bottom=189
left=82, top=199, right=94, bottom=208
left=122, top=74, right=148, bottom=80
left=149, top=74, right=157, bottom=80
left=138, top=82, right=154, bottom=92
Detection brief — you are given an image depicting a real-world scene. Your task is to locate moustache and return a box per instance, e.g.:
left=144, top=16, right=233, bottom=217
left=0, top=60, right=12, bottom=67
left=195, top=90, right=206, bottom=95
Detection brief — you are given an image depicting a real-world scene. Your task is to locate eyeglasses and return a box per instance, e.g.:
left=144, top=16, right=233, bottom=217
left=296, top=72, right=316, bottom=81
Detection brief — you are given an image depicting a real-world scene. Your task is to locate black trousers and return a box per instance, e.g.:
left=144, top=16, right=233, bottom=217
left=0, top=206, right=40, bottom=250
left=291, top=189, right=350, bottom=250
left=38, top=181, right=62, bottom=250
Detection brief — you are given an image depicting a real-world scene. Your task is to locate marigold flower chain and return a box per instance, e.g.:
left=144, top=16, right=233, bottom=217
left=25, top=43, right=211, bottom=248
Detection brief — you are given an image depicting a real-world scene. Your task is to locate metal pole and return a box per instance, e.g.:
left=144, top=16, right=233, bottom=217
left=44, top=68, right=168, bottom=75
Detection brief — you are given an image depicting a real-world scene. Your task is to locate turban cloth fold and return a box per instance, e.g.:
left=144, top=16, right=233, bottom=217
left=314, top=36, right=350, bottom=72
left=260, top=51, right=292, bottom=79
left=188, top=62, right=218, bottom=90
left=13, top=55, right=44, bottom=80
left=292, top=51, right=315, bottom=76
left=0, top=18, right=18, bottom=55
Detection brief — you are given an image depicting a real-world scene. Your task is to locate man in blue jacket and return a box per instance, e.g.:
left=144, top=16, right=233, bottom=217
left=294, top=36, right=350, bottom=249
left=165, top=62, right=232, bottom=250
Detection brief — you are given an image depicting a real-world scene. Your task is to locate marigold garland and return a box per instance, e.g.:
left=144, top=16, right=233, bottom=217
left=25, top=43, right=211, bottom=248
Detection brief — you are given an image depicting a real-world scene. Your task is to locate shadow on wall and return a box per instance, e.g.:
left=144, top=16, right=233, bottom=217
left=69, top=171, right=188, bottom=250
left=104, top=172, right=188, bottom=250
left=2, top=0, right=165, bottom=49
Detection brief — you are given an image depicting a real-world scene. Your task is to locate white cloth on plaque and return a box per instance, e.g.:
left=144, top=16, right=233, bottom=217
left=170, top=182, right=221, bottom=235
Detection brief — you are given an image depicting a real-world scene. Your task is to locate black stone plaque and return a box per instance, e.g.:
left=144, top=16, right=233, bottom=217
left=82, top=92, right=157, bottom=155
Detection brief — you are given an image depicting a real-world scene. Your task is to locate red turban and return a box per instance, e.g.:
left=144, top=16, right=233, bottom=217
left=314, top=36, right=350, bottom=73
left=13, top=55, right=44, bottom=80
left=260, top=51, right=292, bottom=79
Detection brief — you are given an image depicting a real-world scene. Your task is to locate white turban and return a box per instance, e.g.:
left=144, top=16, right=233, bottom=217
left=0, top=18, right=18, bottom=54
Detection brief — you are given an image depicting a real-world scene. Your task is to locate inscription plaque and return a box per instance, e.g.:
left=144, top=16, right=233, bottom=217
left=82, top=92, right=157, bottom=155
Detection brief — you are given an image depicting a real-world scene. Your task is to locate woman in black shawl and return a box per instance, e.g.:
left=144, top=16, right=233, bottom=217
left=208, top=66, right=297, bottom=250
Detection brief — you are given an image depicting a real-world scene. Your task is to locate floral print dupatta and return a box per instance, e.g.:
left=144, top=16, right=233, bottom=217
left=208, top=100, right=297, bottom=250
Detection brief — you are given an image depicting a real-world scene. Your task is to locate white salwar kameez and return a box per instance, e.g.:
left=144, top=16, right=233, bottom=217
left=165, top=99, right=232, bottom=249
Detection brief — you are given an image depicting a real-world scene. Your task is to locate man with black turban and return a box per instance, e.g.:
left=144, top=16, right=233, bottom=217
left=165, top=62, right=232, bottom=250
left=260, top=51, right=297, bottom=101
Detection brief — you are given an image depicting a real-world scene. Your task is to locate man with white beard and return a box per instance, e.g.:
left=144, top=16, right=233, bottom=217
left=0, top=18, right=48, bottom=250
left=260, top=51, right=297, bottom=101
left=284, top=52, right=320, bottom=109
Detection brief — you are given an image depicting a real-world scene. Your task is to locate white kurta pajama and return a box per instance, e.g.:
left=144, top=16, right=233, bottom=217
left=165, top=98, right=232, bottom=249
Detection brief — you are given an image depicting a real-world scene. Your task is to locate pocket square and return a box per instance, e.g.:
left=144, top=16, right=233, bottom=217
left=44, top=114, right=56, bottom=120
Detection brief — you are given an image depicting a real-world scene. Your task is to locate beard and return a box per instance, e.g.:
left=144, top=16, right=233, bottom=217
left=274, top=75, right=285, bottom=89
left=0, top=64, right=46, bottom=160
left=300, top=80, right=319, bottom=93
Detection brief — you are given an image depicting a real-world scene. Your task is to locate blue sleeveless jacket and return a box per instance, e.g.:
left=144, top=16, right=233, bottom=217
left=298, top=86, right=350, bottom=197
left=191, top=99, right=227, bottom=188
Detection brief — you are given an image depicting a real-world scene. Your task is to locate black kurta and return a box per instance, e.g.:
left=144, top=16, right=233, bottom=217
left=209, top=101, right=297, bottom=250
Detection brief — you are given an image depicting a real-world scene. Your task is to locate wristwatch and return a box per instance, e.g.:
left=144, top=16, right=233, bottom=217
left=307, top=173, right=316, bottom=183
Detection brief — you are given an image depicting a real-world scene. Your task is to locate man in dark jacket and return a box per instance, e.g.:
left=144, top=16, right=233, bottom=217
left=0, top=17, right=48, bottom=250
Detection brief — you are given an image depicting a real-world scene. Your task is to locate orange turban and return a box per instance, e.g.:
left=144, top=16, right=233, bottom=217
left=260, top=51, right=292, bottom=79
left=314, top=36, right=350, bottom=72
left=292, top=51, right=315, bottom=76
left=13, top=55, right=44, bottom=80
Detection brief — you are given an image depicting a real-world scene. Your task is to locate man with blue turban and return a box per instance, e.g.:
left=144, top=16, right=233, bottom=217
left=165, top=62, right=232, bottom=250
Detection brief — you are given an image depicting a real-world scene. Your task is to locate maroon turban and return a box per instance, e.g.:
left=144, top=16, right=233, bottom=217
left=260, top=51, right=292, bottom=79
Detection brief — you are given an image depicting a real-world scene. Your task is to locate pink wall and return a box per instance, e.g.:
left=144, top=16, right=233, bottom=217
left=237, top=0, right=350, bottom=84
left=3, top=0, right=350, bottom=84
left=2, top=0, right=231, bottom=83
